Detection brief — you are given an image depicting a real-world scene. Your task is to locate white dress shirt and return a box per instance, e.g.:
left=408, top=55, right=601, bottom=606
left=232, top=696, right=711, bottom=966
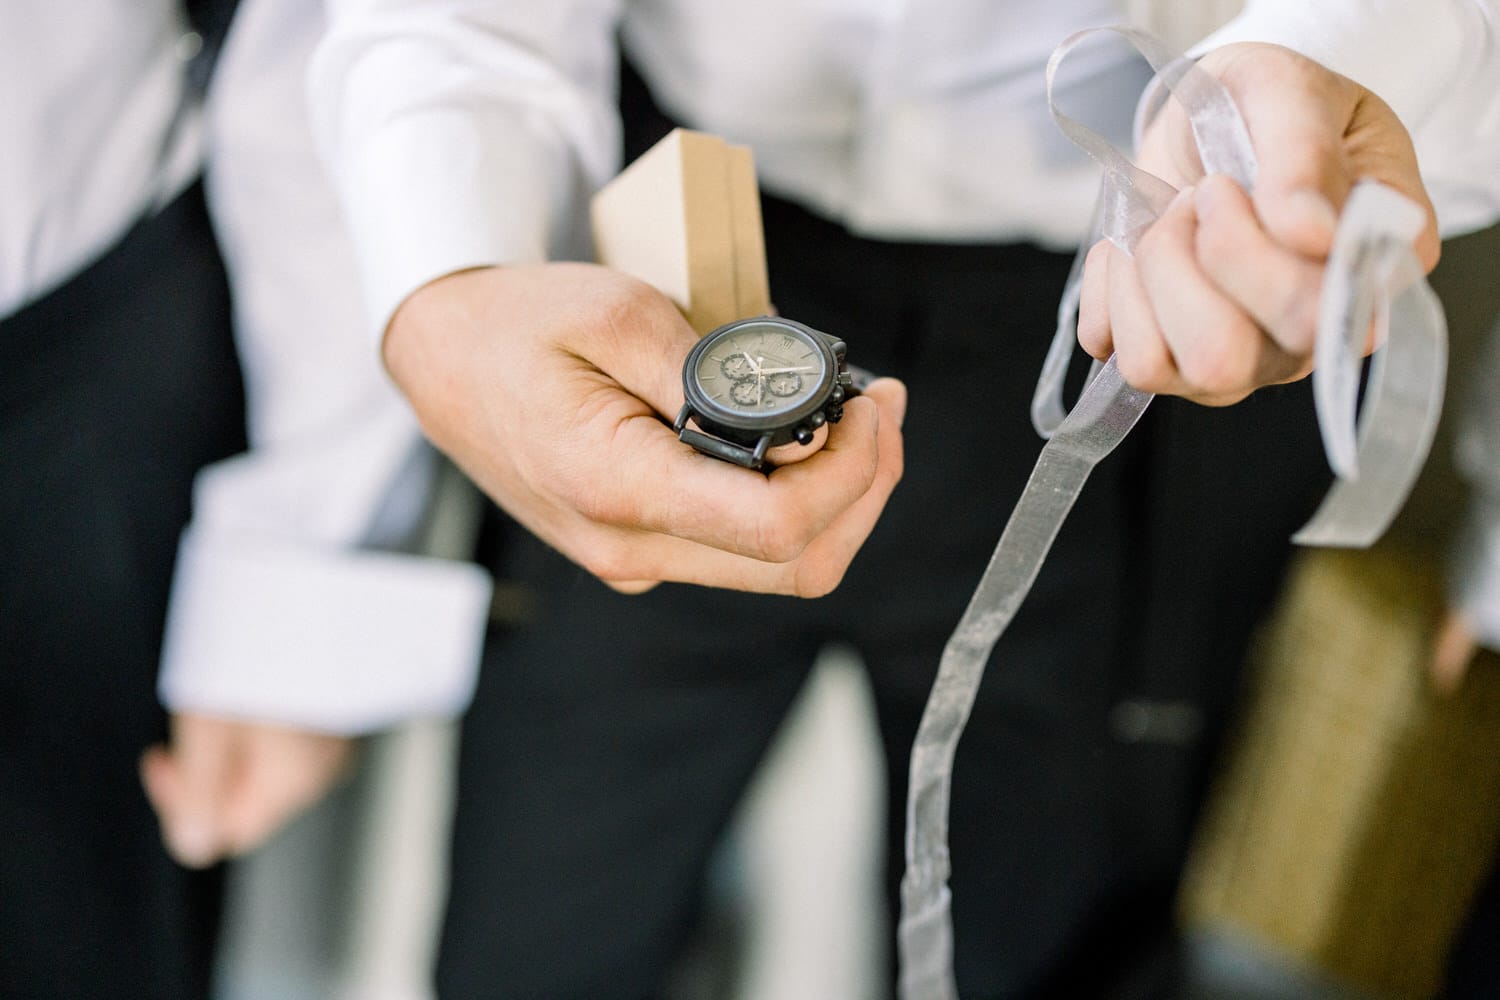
left=310, top=0, right=1500, bottom=335
left=2, top=0, right=492, bottom=733
left=310, top=0, right=1500, bottom=648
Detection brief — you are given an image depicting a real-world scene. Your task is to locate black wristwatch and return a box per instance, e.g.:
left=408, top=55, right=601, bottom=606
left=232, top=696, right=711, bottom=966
left=674, top=316, right=861, bottom=470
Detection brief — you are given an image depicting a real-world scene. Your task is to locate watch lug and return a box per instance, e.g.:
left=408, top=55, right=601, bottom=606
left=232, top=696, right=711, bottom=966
left=817, top=330, right=848, bottom=360
left=679, top=426, right=770, bottom=470
left=750, top=433, right=772, bottom=467
left=673, top=403, right=693, bottom=433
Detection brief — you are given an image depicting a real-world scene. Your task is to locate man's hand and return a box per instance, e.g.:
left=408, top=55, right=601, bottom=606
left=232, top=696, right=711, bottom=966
left=384, top=263, right=907, bottom=597
left=140, top=714, right=354, bottom=869
left=1079, top=42, right=1441, bottom=405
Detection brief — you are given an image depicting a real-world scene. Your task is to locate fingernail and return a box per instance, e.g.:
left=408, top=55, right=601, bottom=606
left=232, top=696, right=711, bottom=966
left=168, top=823, right=219, bottom=868
left=1286, top=189, right=1339, bottom=237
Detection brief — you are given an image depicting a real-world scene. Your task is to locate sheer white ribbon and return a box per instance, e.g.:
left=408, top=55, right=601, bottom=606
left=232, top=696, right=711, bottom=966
left=898, top=28, right=1447, bottom=1000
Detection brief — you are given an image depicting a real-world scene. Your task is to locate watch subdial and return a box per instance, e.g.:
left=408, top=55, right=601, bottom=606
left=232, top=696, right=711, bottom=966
left=767, top=372, right=802, bottom=397
left=721, top=354, right=755, bottom=381
left=729, top=378, right=763, bottom=406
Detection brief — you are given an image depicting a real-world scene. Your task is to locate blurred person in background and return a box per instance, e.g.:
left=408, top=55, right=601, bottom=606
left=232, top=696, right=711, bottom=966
left=305, top=1, right=1500, bottom=998
left=1434, top=307, right=1500, bottom=997
left=0, top=2, right=488, bottom=997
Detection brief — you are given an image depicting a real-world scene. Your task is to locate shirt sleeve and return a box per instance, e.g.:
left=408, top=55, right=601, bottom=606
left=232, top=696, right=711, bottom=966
left=1193, top=0, right=1500, bottom=237
left=307, top=0, right=626, bottom=339
left=157, top=0, right=492, bottom=735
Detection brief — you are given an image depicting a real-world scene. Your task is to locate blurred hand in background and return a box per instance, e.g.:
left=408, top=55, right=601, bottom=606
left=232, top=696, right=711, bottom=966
left=141, top=713, right=355, bottom=869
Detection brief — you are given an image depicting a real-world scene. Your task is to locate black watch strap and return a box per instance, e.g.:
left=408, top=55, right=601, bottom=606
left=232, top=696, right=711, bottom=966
left=845, top=363, right=875, bottom=394
left=677, top=426, right=773, bottom=469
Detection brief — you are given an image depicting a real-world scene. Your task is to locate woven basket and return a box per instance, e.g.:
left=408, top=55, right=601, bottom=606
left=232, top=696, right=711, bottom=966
left=1178, top=545, right=1500, bottom=999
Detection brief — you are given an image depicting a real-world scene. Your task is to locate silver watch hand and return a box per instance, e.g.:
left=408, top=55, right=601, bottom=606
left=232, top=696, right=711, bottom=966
left=758, top=366, right=818, bottom=374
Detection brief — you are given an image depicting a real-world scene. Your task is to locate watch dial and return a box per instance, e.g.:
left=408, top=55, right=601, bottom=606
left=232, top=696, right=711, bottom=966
left=695, top=324, right=828, bottom=419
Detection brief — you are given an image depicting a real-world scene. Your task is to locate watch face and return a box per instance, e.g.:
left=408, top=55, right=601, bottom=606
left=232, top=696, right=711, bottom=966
left=689, top=320, right=832, bottom=427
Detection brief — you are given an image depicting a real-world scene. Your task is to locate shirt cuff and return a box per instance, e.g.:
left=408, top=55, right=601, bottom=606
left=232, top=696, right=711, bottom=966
left=335, top=105, right=571, bottom=339
left=159, top=528, right=493, bottom=734
left=1450, top=493, right=1500, bottom=653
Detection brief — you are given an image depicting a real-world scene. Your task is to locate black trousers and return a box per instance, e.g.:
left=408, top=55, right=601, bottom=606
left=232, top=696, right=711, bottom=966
left=438, top=191, right=1333, bottom=999
left=0, top=185, right=245, bottom=999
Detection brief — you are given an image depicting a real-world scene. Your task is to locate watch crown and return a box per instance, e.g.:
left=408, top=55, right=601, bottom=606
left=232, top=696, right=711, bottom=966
left=794, top=426, right=816, bottom=446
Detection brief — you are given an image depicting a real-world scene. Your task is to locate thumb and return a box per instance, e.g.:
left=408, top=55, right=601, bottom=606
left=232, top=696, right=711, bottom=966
left=576, top=274, right=706, bottom=421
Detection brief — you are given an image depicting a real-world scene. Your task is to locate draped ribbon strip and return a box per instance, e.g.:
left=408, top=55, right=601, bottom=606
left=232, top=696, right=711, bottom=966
left=897, top=28, right=1448, bottom=1000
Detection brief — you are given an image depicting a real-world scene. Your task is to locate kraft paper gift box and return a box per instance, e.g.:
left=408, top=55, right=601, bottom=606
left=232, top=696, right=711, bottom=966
left=591, top=127, right=770, bottom=334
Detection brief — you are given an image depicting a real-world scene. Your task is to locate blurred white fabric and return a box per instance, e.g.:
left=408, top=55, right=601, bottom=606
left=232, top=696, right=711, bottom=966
left=213, top=645, right=888, bottom=1000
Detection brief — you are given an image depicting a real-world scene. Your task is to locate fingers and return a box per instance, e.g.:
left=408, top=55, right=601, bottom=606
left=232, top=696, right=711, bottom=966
left=764, top=422, right=830, bottom=466
left=785, top=386, right=907, bottom=595
left=563, top=380, right=906, bottom=594
left=1081, top=181, right=1313, bottom=403
left=1194, top=174, right=1324, bottom=361
left=573, top=377, right=905, bottom=564
left=1077, top=240, right=1114, bottom=361
left=218, top=728, right=353, bottom=855
left=141, top=715, right=354, bottom=868
left=1104, top=236, right=1180, bottom=395
left=392, top=262, right=908, bottom=597
left=1136, top=182, right=1308, bottom=396
left=141, top=717, right=233, bottom=868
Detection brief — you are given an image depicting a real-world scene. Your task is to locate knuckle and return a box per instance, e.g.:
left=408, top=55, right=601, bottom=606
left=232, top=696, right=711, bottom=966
left=1082, top=239, right=1112, bottom=279
left=1176, top=329, right=1256, bottom=396
left=583, top=272, right=676, bottom=354
left=1194, top=212, right=1239, bottom=271
left=1271, top=284, right=1319, bottom=354
left=1135, top=212, right=1187, bottom=262
left=1113, top=339, right=1170, bottom=393
left=578, top=536, right=638, bottom=584
left=1076, top=308, right=1111, bottom=358
left=604, top=578, right=660, bottom=595
left=560, top=463, right=642, bottom=528
left=1134, top=221, right=1168, bottom=259
left=793, top=557, right=848, bottom=598
left=1196, top=387, right=1253, bottom=408
left=607, top=273, right=675, bottom=327
left=751, top=517, right=812, bottom=565
left=568, top=483, right=621, bottom=526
